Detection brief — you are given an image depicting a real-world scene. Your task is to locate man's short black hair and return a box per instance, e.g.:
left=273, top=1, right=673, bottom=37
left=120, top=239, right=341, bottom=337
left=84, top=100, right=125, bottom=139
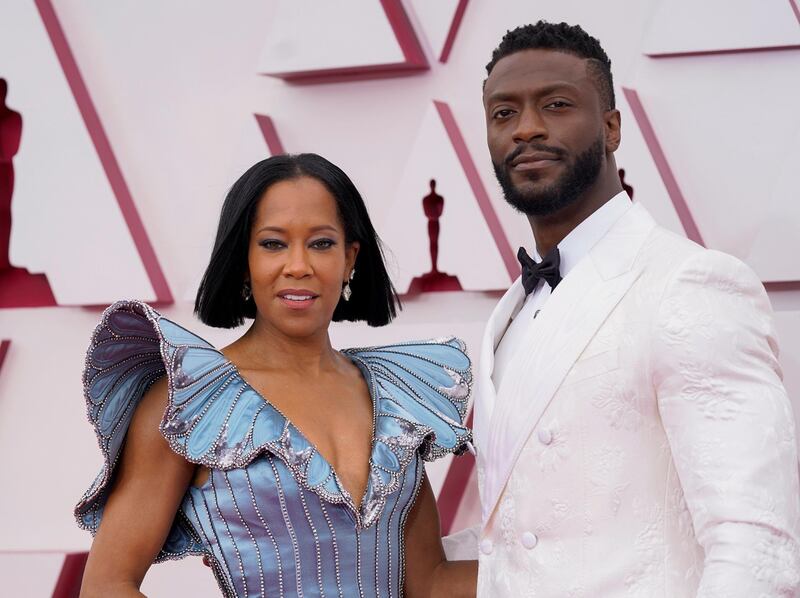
left=195, top=153, right=399, bottom=328
left=486, top=21, right=615, bottom=110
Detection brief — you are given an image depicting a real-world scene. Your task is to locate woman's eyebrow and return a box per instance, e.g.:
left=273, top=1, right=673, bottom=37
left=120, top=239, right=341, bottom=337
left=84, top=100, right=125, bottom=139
left=254, top=224, right=339, bottom=234
left=255, top=225, right=286, bottom=234
left=308, top=225, right=339, bottom=233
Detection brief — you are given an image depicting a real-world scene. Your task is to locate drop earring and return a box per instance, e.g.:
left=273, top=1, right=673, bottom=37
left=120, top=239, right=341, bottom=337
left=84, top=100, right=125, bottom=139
left=242, top=281, right=252, bottom=301
left=341, top=269, right=355, bottom=301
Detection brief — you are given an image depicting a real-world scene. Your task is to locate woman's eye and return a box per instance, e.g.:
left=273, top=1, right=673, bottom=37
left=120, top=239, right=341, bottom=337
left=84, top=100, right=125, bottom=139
left=258, top=239, right=285, bottom=250
left=310, top=238, right=336, bottom=249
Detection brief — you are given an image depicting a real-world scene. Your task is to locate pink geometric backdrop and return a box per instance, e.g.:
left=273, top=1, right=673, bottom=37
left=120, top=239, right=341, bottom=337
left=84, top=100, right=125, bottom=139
left=1, top=1, right=798, bottom=595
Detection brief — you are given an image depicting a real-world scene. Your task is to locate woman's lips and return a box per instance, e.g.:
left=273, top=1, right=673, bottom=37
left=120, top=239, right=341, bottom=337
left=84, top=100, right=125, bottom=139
left=277, top=290, right=318, bottom=310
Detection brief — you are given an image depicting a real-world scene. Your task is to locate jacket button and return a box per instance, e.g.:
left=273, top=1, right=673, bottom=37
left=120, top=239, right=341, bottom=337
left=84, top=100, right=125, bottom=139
left=480, top=539, right=494, bottom=555
left=521, top=532, right=538, bottom=549
left=538, top=428, right=553, bottom=445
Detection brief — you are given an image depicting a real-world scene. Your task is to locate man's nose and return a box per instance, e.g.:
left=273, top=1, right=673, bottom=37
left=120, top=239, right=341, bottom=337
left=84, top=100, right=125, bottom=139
left=284, top=246, right=313, bottom=278
left=512, top=107, right=548, bottom=144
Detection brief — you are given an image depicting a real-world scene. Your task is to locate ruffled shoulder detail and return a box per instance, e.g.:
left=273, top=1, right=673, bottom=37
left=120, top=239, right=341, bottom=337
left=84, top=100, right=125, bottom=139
left=76, top=300, right=217, bottom=560
left=344, top=338, right=473, bottom=527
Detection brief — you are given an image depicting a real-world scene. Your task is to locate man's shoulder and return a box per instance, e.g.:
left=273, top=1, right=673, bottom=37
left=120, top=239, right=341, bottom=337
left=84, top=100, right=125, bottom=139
left=637, top=223, right=703, bottom=273
left=639, top=224, right=765, bottom=296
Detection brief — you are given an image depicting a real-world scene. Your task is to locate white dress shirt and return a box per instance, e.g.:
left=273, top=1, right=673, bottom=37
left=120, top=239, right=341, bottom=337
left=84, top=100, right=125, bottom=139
left=492, top=191, right=632, bottom=390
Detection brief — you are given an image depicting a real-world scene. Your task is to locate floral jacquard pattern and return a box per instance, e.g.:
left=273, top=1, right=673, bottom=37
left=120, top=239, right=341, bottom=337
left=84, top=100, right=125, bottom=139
left=588, top=446, right=629, bottom=516
left=676, top=360, right=746, bottom=421
left=624, top=501, right=665, bottom=596
left=653, top=250, right=800, bottom=596
left=591, top=377, right=643, bottom=431
left=749, top=532, right=800, bottom=594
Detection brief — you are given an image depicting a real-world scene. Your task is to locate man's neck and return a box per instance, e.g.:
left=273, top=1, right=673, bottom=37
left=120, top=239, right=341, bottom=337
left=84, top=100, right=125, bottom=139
left=529, top=168, right=623, bottom=256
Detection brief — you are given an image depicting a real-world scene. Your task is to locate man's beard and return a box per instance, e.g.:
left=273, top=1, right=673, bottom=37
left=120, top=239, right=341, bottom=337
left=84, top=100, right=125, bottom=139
left=493, top=136, right=605, bottom=217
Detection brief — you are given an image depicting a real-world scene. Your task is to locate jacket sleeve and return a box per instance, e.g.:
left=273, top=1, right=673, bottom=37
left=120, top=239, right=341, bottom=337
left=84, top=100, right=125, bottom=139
left=651, top=249, right=800, bottom=597
left=442, top=524, right=480, bottom=560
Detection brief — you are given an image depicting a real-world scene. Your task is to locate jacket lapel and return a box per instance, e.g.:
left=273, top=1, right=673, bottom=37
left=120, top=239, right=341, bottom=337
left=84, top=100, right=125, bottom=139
left=481, top=204, right=656, bottom=524
left=473, top=277, right=525, bottom=452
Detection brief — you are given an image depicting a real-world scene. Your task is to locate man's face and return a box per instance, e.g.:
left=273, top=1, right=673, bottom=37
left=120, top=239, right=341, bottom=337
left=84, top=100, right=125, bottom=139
left=483, top=49, right=612, bottom=216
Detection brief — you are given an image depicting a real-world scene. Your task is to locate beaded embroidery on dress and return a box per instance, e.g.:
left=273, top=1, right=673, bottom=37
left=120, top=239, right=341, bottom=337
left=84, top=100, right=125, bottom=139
left=75, top=300, right=472, bottom=597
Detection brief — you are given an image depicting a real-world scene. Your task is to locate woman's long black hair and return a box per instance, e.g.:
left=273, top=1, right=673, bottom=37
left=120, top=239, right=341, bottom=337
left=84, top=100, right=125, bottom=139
left=195, top=153, right=399, bottom=328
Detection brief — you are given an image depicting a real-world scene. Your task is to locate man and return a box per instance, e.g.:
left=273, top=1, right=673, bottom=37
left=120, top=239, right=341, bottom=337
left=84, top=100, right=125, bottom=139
left=471, top=21, right=800, bottom=596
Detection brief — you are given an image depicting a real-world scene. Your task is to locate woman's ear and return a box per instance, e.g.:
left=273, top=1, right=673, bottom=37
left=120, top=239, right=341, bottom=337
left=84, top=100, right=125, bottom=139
left=345, top=241, right=360, bottom=279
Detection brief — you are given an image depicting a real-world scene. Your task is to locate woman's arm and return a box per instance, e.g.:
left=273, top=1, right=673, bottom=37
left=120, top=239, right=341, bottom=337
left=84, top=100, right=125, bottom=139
left=404, top=472, right=477, bottom=598
left=80, top=378, right=196, bottom=598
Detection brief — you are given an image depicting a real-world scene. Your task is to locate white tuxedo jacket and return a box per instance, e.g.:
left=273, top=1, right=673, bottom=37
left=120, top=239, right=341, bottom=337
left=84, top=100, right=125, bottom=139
left=472, top=203, right=800, bottom=597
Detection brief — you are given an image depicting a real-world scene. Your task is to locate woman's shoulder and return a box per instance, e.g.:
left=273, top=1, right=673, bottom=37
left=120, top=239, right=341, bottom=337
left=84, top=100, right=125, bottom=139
left=343, top=337, right=473, bottom=461
left=84, top=299, right=230, bottom=435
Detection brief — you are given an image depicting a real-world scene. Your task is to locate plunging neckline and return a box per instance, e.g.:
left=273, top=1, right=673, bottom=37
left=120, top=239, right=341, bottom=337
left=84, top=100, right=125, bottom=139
left=220, top=350, right=379, bottom=516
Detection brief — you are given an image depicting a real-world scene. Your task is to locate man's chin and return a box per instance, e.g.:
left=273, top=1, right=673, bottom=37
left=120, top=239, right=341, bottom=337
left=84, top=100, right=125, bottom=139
left=509, top=169, right=561, bottom=193
left=508, top=179, right=554, bottom=202
left=501, top=180, right=573, bottom=216
left=503, top=192, right=552, bottom=216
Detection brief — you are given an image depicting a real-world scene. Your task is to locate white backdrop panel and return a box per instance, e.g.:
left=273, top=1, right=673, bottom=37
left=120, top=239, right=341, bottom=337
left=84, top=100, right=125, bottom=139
left=632, top=50, right=800, bottom=280
left=644, top=0, right=800, bottom=55
left=258, top=1, right=405, bottom=74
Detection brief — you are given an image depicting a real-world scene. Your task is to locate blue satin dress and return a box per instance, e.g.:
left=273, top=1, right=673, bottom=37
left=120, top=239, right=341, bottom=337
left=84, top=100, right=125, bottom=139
left=75, top=300, right=472, bottom=597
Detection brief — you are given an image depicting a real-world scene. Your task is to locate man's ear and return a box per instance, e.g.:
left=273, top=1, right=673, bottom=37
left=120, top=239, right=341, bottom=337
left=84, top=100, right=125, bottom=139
left=605, top=109, right=621, bottom=152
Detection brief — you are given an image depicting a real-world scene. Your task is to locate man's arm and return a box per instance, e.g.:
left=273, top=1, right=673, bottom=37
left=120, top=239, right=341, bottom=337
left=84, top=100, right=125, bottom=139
left=651, top=249, right=800, bottom=596
left=404, top=471, right=477, bottom=598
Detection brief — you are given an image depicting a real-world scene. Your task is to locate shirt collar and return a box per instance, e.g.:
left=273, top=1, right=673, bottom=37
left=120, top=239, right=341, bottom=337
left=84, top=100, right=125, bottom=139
left=531, top=191, right=632, bottom=277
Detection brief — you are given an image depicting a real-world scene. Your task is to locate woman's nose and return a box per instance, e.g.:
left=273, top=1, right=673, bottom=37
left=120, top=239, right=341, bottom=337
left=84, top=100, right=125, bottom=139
left=283, top=246, right=313, bottom=278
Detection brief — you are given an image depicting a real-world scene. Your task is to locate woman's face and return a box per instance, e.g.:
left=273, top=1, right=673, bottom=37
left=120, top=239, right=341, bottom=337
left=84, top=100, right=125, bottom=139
left=247, top=176, right=359, bottom=339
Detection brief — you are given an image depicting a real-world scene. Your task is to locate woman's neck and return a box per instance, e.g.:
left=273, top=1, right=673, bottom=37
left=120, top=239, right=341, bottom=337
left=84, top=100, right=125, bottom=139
left=225, top=319, right=342, bottom=377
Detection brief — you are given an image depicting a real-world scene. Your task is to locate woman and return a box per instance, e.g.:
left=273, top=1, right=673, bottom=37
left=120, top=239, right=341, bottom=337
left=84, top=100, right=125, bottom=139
left=75, top=154, right=477, bottom=597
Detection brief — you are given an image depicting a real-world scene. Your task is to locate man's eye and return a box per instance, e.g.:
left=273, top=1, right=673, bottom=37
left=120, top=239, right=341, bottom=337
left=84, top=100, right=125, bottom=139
left=546, top=101, right=570, bottom=109
left=310, top=238, right=335, bottom=249
left=258, top=239, right=284, bottom=250
left=493, top=109, right=514, bottom=119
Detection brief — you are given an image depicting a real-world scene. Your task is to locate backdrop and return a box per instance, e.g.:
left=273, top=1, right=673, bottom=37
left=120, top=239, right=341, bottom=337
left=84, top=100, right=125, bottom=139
left=1, top=0, right=799, bottom=595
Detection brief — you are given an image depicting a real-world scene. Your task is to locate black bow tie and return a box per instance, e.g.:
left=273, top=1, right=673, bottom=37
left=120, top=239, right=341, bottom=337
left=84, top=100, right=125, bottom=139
left=518, top=246, right=562, bottom=295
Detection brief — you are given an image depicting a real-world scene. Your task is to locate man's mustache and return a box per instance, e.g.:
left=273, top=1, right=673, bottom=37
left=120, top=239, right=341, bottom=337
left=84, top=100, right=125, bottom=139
left=505, top=143, right=567, bottom=166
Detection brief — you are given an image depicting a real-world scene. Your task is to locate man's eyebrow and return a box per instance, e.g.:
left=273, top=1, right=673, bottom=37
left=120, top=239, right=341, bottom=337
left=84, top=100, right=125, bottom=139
left=485, top=90, right=520, bottom=104
left=485, top=82, right=582, bottom=104
left=537, top=82, right=581, bottom=95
